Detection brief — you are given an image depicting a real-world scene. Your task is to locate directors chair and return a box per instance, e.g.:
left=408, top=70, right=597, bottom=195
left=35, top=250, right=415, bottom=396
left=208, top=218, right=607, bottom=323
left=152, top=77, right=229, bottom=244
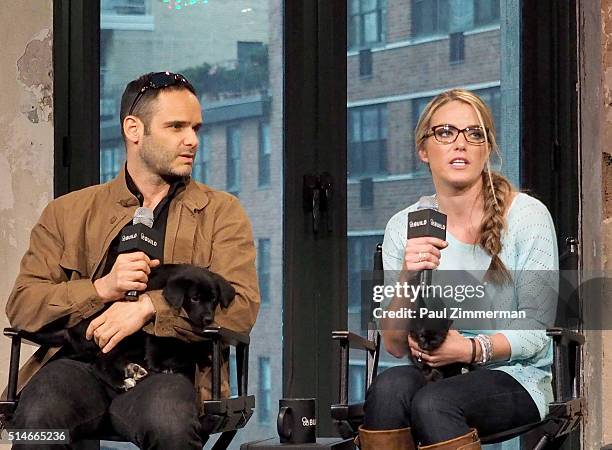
left=332, top=241, right=584, bottom=450
left=0, top=325, right=255, bottom=450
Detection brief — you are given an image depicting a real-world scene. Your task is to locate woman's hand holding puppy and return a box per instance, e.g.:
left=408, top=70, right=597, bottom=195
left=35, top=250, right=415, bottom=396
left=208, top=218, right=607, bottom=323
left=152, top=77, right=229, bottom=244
left=408, top=330, right=475, bottom=367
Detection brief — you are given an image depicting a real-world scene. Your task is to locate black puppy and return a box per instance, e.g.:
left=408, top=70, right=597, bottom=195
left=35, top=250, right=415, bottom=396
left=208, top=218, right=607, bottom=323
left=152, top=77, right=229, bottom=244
left=32, top=264, right=235, bottom=390
left=408, top=296, right=457, bottom=382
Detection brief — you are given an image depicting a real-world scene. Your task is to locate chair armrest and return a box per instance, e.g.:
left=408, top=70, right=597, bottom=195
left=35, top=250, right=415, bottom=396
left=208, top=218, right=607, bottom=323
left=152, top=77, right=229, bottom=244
left=332, top=330, right=376, bottom=352
left=546, top=327, right=584, bottom=402
left=200, top=326, right=251, bottom=401
left=3, top=328, right=50, bottom=347
left=332, top=330, right=380, bottom=408
left=2, top=326, right=252, bottom=403
left=202, top=326, right=250, bottom=346
left=546, top=327, right=585, bottom=346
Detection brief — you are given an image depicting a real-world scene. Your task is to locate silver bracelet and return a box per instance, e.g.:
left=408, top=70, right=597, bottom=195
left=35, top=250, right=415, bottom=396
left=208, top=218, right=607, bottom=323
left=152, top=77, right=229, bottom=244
left=476, top=334, right=493, bottom=365
left=474, top=335, right=486, bottom=364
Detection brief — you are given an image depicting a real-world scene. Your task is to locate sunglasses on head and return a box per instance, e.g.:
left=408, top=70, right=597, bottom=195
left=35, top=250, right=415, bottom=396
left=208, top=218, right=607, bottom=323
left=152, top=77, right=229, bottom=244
left=128, top=71, right=192, bottom=116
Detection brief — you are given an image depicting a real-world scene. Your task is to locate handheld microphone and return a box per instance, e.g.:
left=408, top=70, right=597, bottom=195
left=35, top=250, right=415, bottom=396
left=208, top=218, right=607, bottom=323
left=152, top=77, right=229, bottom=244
left=407, top=196, right=447, bottom=288
left=117, top=207, right=163, bottom=300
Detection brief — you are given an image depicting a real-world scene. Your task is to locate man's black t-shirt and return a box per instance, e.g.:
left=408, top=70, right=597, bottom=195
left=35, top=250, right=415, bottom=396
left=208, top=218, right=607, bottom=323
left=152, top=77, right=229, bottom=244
left=100, top=168, right=186, bottom=277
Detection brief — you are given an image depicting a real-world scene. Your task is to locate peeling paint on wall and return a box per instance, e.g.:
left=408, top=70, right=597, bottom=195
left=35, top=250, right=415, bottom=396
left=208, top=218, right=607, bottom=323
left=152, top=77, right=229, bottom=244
left=603, top=1, right=612, bottom=223
left=16, top=28, right=53, bottom=124
left=605, top=151, right=612, bottom=221
left=0, top=154, right=14, bottom=211
left=0, top=0, right=54, bottom=396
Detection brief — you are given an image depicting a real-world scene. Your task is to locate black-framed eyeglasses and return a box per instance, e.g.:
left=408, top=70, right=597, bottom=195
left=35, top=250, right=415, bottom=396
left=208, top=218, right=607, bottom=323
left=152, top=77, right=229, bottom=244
left=425, top=124, right=488, bottom=145
left=128, top=71, right=192, bottom=116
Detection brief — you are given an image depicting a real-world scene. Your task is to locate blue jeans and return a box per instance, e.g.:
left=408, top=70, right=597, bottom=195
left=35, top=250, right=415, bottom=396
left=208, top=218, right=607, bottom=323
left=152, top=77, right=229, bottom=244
left=9, top=358, right=202, bottom=449
left=363, top=365, right=540, bottom=446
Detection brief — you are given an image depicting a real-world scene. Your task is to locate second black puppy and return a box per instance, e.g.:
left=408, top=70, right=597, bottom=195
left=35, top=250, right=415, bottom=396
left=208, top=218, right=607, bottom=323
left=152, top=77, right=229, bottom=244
left=33, top=264, right=235, bottom=390
left=408, top=296, right=458, bottom=382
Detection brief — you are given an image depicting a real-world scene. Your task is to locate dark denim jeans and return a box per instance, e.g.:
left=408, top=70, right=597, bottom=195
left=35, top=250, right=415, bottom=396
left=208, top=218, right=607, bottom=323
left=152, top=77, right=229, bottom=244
left=363, top=365, right=540, bottom=446
left=9, top=358, right=202, bottom=450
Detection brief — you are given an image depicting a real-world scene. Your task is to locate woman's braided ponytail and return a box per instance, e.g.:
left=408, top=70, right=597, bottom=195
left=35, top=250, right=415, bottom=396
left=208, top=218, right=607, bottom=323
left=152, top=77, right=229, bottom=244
left=480, top=169, right=514, bottom=284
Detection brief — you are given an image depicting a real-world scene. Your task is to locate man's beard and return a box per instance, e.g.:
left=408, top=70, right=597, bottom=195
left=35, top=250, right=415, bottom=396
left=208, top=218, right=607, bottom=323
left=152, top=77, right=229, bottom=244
left=140, top=136, right=192, bottom=182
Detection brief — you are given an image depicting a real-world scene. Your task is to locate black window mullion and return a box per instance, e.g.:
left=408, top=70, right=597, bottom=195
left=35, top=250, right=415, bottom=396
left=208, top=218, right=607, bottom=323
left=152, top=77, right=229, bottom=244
left=54, top=0, right=100, bottom=197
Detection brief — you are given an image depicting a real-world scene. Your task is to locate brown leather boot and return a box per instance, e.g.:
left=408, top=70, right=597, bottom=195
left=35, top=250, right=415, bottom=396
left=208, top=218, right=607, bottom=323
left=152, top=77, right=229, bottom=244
left=418, top=429, right=481, bottom=450
left=355, top=425, right=416, bottom=450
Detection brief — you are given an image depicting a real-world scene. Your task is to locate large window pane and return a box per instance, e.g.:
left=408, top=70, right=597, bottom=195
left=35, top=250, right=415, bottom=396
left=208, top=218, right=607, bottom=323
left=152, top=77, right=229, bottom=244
left=100, top=1, right=283, bottom=448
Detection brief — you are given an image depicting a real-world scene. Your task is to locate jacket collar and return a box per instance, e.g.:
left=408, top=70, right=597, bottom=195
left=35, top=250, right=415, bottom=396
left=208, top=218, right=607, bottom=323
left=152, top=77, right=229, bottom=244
left=108, top=166, right=210, bottom=212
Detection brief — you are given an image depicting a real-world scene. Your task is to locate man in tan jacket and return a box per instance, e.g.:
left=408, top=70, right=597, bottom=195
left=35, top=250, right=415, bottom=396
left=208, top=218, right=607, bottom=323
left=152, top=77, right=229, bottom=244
left=5, top=72, right=260, bottom=449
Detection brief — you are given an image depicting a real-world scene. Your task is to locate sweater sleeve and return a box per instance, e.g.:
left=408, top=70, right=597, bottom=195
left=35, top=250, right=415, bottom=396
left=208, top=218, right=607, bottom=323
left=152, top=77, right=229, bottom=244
left=499, top=197, right=559, bottom=362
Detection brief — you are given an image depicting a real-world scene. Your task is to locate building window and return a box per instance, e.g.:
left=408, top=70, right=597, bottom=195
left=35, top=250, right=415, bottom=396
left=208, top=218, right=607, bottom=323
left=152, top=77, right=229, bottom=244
left=412, top=0, right=450, bottom=37
left=229, top=353, right=238, bottom=397
left=101, top=0, right=146, bottom=15
left=100, top=145, right=124, bottom=183
left=474, top=0, right=500, bottom=27
left=348, top=0, right=386, bottom=50
left=348, top=235, right=384, bottom=311
left=413, top=0, right=500, bottom=37
left=259, top=122, right=271, bottom=187
left=349, top=363, right=366, bottom=403
left=258, top=239, right=271, bottom=306
left=475, top=87, right=502, bottom=136
left=226, top=125, right=241, bottom=194
left=449, top=32, right=465, bottom=64
left=348, top=105, right=388, bottom=179
left=258, top=357, right=271, bottom=423
left=193, top=131, right=210, bottom=185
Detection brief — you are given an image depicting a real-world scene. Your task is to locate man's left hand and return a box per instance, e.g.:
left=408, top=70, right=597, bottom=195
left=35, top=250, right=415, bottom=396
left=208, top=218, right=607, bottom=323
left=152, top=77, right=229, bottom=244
left=86, top=294, right=156, bottom=353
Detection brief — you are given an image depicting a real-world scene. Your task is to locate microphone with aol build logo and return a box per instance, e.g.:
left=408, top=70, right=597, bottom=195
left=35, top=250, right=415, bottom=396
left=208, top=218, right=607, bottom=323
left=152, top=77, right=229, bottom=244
left=117, top=207, right=163, bottom=300
left=277, top=398, right=316, bottom=444
left=407, top=195, right=447, bottom=288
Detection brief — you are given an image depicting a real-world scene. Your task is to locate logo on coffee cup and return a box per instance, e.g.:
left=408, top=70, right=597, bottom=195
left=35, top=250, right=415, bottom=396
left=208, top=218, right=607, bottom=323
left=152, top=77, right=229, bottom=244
left=302, top=417, right=317, bottom=427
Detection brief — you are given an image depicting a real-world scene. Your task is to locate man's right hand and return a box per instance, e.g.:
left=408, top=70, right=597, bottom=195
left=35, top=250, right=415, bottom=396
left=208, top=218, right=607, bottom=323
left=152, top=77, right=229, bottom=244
left=93, top=252, right=160, bottom=302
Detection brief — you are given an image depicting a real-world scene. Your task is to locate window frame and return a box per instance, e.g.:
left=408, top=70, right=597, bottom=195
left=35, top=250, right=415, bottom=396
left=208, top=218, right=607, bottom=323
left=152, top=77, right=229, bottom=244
left=257, top=238, right=271, bottom=306
left=474, top=0, right=500, bottom=28
left=193, top=129, right=210, bottom=185
left=53, top=0, right=580, bottom=438
left=258, top=122, right=271, bottom=187
left=225, top=124, right=241, bottom=195
left=348, top=104, right=388, bottom=179
left=257, top=356, right=272, bottom=424
left=348, top=0, right=386, bottom=50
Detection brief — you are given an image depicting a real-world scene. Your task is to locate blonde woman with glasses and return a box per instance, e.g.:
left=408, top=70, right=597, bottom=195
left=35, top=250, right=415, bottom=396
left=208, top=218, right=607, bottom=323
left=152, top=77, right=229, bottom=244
left=357, top=89, right=558, bottom=450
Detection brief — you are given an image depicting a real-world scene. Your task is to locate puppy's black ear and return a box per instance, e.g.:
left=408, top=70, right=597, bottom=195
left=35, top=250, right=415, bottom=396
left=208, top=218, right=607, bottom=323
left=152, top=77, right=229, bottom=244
left=162, top=277, right=192, bottom=309
left=212, top=273, right=235, bottom=308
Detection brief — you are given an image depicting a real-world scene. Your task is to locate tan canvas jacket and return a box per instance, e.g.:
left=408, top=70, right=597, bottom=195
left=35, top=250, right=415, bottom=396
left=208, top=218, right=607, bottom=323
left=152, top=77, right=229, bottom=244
left=5, top=168, right=260, bottom=410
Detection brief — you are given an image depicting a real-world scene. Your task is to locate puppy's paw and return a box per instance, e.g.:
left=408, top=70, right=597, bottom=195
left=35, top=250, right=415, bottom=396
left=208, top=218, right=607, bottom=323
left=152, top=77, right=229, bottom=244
left=125, top=363, right=149, bottom=381
left=122, top=378, right=137, bottom=391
